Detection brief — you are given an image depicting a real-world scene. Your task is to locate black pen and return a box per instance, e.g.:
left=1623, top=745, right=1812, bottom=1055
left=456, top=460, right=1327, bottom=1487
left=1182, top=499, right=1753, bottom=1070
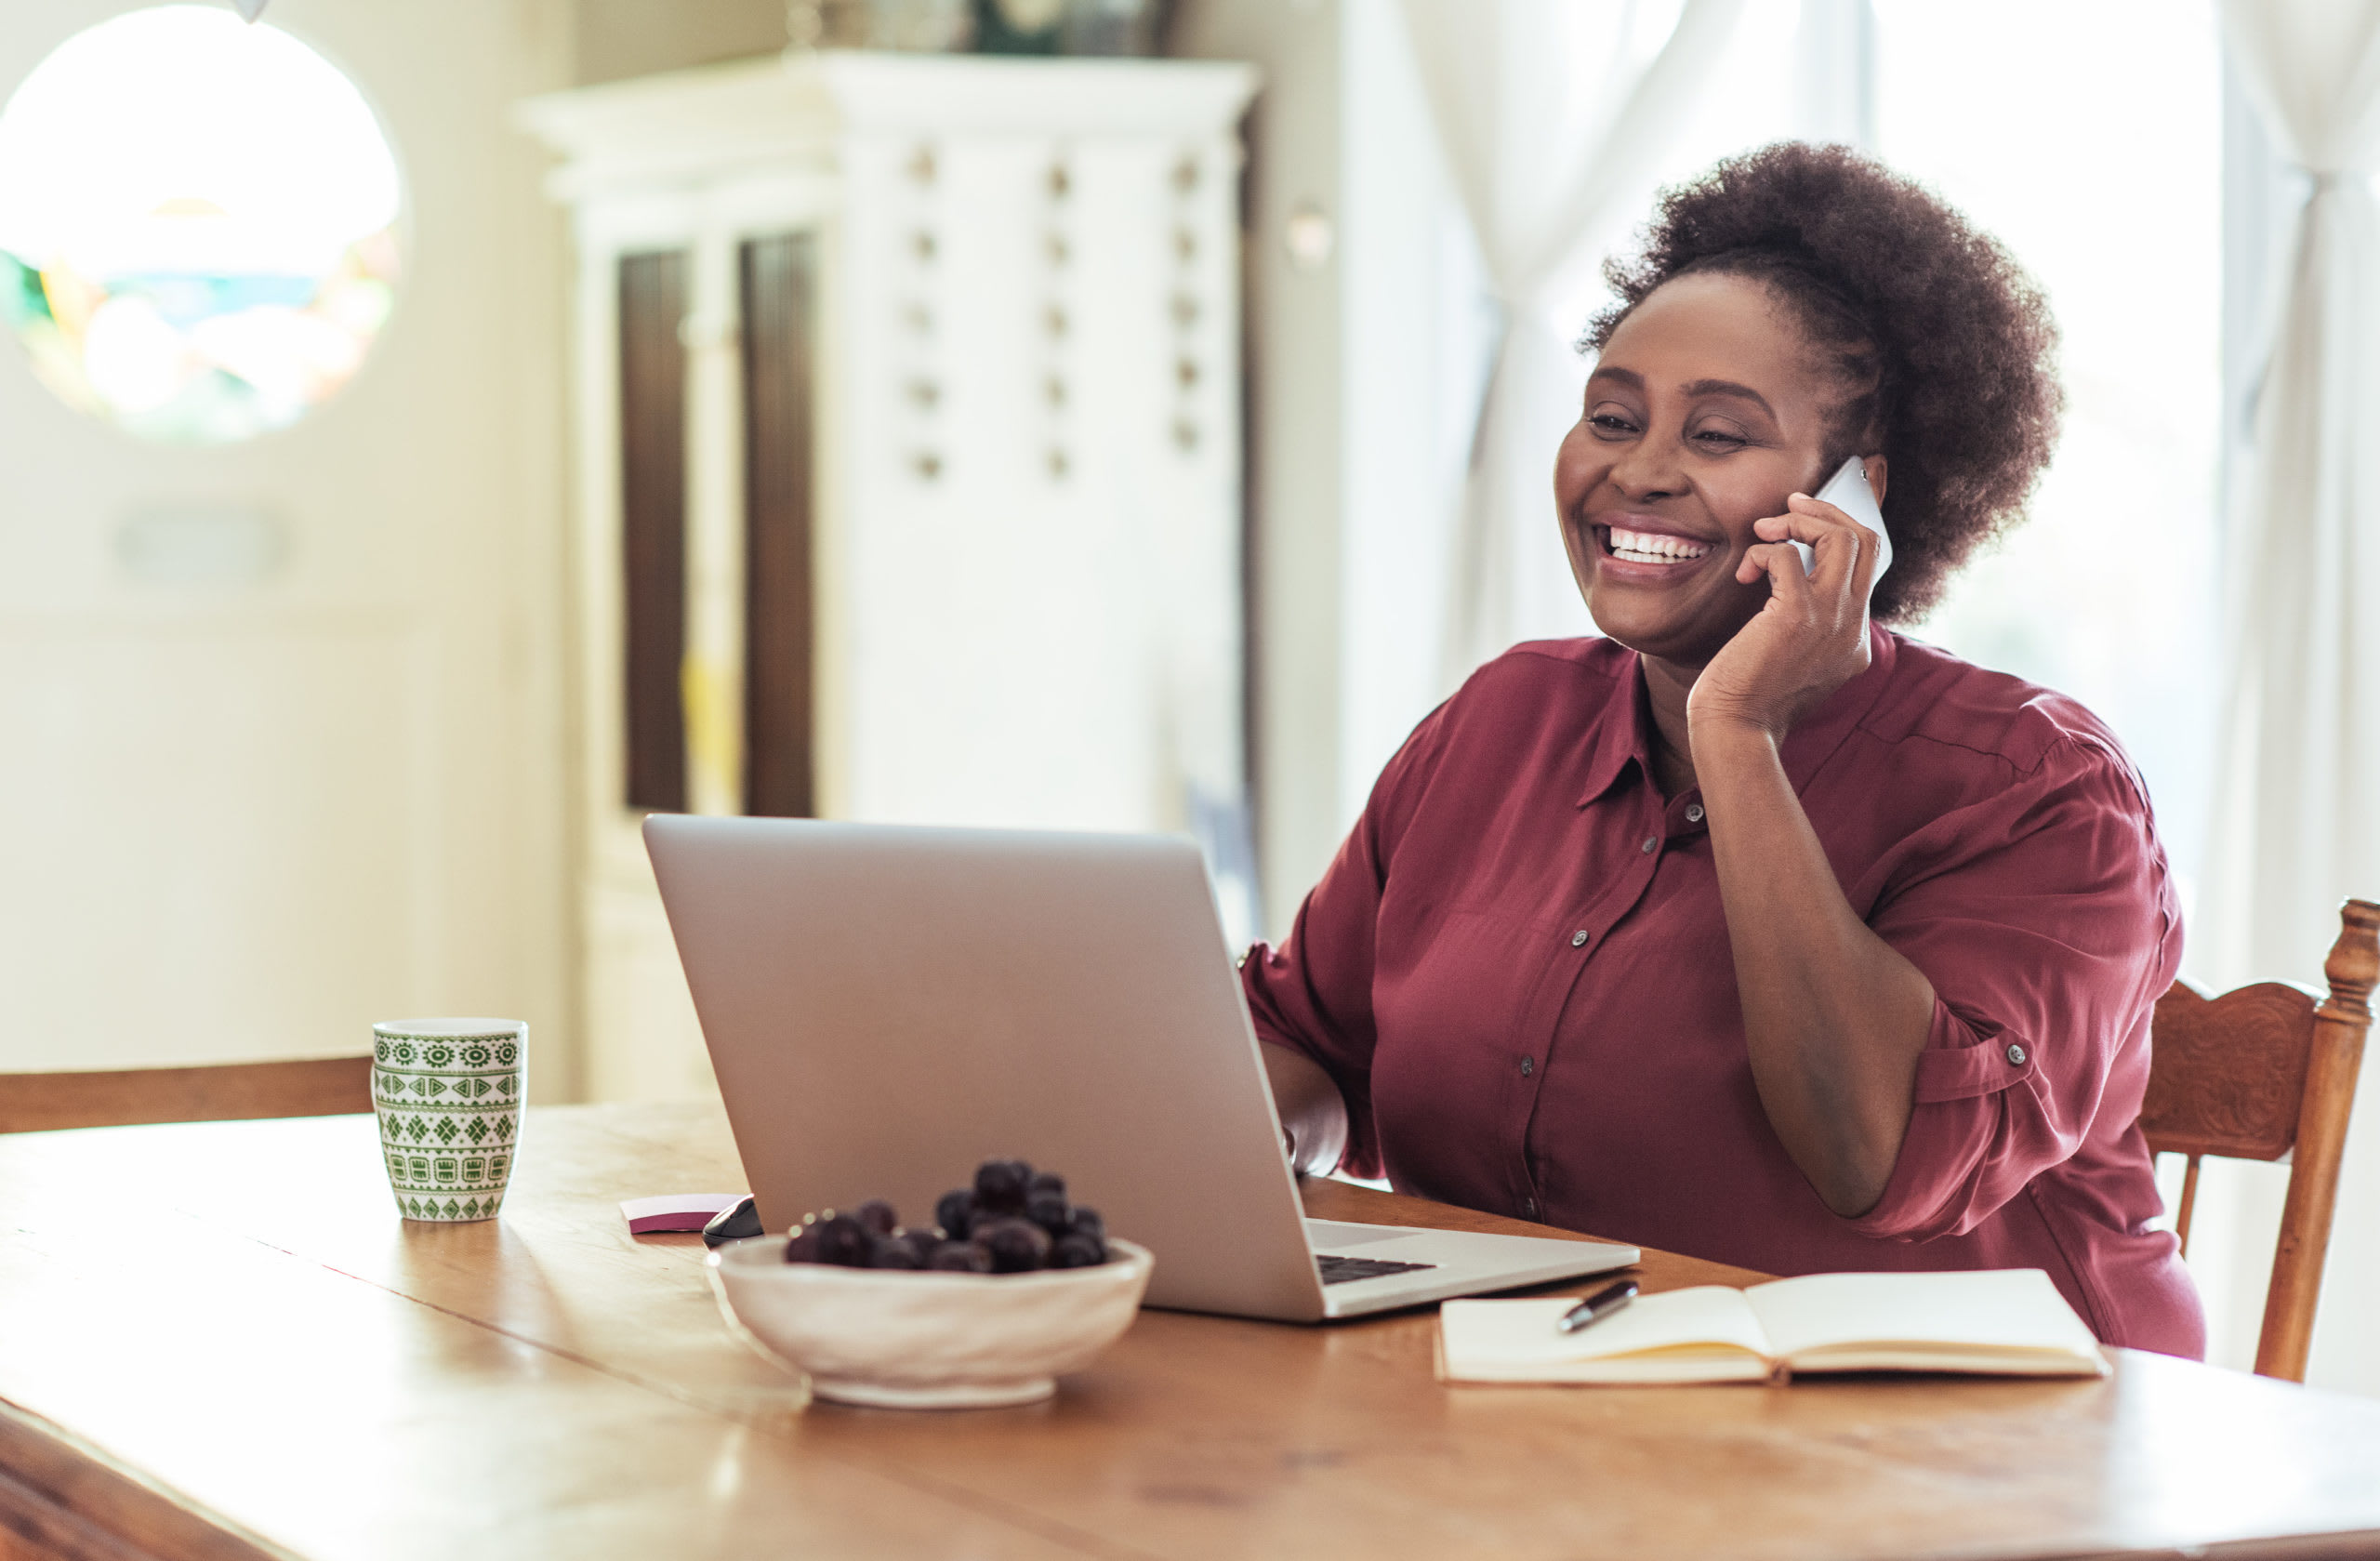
left=1555, top=1278, right=1639, bottom=1334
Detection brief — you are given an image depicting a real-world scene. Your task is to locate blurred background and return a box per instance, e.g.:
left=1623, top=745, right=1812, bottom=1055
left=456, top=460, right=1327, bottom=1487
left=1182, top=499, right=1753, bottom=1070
left=0, top=0, right=2368, bottom=1395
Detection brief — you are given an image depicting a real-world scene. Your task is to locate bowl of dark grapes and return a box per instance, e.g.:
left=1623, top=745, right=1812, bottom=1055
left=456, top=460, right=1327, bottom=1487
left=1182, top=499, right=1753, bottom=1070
left=707, top=1158, right=1153, bottom=1409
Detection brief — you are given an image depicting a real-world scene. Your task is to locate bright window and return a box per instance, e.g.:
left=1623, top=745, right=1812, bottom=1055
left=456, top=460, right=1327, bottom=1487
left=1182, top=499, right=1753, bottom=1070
left=0, top=5, right=402, bottom=443
left=1873, top=0, right=2222, bottom=907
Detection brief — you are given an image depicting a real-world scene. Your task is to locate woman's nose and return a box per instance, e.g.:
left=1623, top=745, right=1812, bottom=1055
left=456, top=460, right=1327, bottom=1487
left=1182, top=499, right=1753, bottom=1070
left=1607, top=439, right=1685, bottom=502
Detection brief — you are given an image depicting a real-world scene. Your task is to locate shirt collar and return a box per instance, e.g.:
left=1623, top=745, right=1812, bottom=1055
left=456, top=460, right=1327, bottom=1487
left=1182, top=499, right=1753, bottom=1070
left=1778, top=622, right=1898, bottom=790
left=1575, top=656, right=1657, bottom=807
left=1573, top=623, right=1899, bottom=808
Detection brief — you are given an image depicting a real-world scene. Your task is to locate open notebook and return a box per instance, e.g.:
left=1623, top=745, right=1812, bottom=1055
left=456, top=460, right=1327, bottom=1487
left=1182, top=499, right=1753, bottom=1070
left=1438, top=1269, right=2109, bottom=1385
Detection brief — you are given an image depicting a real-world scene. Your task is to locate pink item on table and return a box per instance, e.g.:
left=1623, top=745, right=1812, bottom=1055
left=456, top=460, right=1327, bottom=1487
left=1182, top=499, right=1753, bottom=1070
left=620, top=1193, right=745, bottom=1235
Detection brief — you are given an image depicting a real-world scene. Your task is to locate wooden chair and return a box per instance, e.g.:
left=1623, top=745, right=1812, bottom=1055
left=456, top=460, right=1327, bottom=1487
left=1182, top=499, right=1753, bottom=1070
left=2139, top=897, right=2379, bottom=1382
left=0, top=1055, right=372, bottom=1135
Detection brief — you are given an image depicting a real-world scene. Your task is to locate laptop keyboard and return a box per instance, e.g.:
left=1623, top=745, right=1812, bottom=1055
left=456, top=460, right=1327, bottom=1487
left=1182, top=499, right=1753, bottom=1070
left=1316, top=1253, right=1438, bottom=1285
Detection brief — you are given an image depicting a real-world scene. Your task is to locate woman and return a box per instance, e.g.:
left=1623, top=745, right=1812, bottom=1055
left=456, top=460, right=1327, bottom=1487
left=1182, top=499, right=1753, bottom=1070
left=1246, top=143, right=2203, bottom=1356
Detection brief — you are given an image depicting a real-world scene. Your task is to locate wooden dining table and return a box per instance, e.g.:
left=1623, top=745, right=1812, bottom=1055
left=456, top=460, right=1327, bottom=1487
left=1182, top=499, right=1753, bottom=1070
left=5, top=1101, right=2380, bottom=1561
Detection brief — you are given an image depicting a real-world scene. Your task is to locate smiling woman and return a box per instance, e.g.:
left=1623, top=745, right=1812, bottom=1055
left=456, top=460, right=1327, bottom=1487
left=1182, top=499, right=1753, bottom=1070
left=1580, top=143, right=2062, bottom=628
left=1247, top=143, right=2205, bottom=1359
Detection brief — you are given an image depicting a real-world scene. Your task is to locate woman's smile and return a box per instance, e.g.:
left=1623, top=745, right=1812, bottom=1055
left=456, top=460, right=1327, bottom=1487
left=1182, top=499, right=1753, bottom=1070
left=1592, top=517, right=1722, bottom=572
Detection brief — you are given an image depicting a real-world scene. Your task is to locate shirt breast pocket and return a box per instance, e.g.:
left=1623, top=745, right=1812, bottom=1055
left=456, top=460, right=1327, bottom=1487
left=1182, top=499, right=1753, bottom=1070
left=1374, top=907, right=1557, bottom=1061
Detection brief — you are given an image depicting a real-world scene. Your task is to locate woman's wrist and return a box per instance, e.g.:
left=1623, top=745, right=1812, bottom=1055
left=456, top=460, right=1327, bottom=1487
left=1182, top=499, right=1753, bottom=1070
left=1686, top=709, right=1782, bottom=774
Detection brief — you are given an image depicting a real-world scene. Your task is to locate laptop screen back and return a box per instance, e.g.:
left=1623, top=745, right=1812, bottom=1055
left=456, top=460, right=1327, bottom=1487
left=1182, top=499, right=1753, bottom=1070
left=644, top=815, right=1329, bottom=1320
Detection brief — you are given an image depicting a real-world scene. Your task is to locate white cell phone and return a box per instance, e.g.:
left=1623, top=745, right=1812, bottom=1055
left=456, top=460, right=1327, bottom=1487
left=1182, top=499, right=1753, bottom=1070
left=1791, top=456, right=1893, bottom=588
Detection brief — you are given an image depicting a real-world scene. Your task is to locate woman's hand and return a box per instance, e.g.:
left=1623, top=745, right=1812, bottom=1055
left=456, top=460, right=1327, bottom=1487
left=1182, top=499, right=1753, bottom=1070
left=1261, top=1040, right=1349, bottom=1176
left=1686, top=491, right=1887, bottom=742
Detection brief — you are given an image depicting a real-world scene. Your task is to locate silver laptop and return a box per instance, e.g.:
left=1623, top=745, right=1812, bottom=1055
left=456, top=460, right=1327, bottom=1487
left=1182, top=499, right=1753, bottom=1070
left=644, top=815, right=1637, bottom=1321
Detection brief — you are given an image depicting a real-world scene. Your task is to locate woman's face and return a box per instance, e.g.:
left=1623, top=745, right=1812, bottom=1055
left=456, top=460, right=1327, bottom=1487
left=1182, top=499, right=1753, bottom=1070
left=1555, top=271, right=1850, bottom=668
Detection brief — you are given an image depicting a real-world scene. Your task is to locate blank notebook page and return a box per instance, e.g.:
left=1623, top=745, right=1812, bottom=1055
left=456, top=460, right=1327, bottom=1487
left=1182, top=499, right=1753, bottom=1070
left=1746, top=1269, right=2103, bottom=1361
left=1441, top=1287, right=1770, bottom=1369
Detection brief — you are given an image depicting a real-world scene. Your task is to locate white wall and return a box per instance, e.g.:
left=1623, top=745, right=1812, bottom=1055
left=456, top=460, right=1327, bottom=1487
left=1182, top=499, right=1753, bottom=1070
left=1335, top=2, right=1486, bottom=830
left=1170, top=0, right=1346, bottom=938
left=1172, top=0, right=1476, bottom=937
left=0, top=0, right=576, bottom=1093
left=574, top=0, right=784, bottom=85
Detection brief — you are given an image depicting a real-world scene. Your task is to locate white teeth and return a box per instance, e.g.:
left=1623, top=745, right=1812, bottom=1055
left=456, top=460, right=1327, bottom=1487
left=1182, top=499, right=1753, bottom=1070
left=1606, top=526, right=1712, bottom=562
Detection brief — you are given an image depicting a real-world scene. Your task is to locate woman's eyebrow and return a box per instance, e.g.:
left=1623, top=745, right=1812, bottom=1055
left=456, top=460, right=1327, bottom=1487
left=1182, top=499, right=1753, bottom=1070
left=1586, top=367, right=1776, bottom=418
left=1681, top=378, right=1776, bottom=416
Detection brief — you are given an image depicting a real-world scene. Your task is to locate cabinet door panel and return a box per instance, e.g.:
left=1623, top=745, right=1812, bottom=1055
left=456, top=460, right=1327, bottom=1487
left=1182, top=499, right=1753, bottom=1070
left=740, top=232, right=818, bottom=820
left=618, top=249, right=690, bottom=815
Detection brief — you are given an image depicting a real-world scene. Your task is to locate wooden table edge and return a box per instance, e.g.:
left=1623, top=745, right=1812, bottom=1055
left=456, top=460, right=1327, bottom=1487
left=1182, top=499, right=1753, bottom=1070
left=0, top=1396, right=294, bottom=1561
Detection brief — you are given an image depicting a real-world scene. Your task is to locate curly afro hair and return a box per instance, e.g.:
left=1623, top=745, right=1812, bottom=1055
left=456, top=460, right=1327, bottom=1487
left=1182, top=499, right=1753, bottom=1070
left=1583, top=142, right=2062, bottom=623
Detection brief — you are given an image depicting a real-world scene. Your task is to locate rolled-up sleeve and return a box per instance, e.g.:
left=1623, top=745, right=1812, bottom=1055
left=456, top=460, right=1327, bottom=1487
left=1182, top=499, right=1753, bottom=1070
left=1849, top=734, right=2181, bottom=1241
left=1239, top=707, right=1450, bottom=1180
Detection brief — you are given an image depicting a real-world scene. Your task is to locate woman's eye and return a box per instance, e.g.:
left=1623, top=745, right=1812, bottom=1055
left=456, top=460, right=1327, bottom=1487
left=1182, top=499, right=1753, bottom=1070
left=1588, top=413, right=1637, bottom=435
left=1691, top=428, right=1749, bottom=449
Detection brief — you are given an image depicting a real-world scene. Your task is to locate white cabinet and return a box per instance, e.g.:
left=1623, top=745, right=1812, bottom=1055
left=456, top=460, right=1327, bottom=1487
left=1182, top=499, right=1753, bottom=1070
left=523, top=51, right=1258, bottom=1100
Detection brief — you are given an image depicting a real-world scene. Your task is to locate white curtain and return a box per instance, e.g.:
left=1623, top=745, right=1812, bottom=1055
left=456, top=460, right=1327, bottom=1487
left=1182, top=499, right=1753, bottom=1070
left=1396, top=0, right=1747, bottom=688
left=2198, top=0, right=2380, bottom=1392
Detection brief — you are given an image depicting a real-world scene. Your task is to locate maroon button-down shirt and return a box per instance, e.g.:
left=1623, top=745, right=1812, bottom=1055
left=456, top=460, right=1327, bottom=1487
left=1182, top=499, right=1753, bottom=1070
left=1243, top=627, right=2204, bottom=1356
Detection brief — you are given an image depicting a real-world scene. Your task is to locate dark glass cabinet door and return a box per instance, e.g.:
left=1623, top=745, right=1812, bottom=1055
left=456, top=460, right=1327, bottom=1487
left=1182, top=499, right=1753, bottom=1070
left=739, top=232, right=817, bottom=819
left=617, top=250, right=689, bottom=814
left=614, top=235, right=816, bottom=820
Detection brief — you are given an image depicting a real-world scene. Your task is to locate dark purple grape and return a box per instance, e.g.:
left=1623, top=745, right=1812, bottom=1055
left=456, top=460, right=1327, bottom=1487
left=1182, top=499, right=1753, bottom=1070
left=812, top=1212, right=872, bottom=1267
left=785, top=1170, right=1099, bottom=1274
left=974, top=1216, right=1053, bottom=1273
left=972, top=1158, right=1032, bottom=1215
left=1049, top=1233, right=1105, bottom=1268
left=934, top=1188, right=977, bottom=1240
left=868, top=1232, right=924, bottom=1269
left=929, top=1240, right=993, bottom=1273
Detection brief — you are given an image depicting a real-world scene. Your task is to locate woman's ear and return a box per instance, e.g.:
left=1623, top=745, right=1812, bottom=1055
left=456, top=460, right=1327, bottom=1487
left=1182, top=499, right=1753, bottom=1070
left=1863, top=455, right=1888, bottom=509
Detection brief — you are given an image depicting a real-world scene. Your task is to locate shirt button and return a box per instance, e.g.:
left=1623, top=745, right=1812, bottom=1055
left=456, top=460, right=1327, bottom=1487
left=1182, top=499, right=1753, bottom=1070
left=1519, top=1056, right=1534, bottom=1078
left=1641, top=835, right=1659, bottom=853
left=1570, top=930, right=1589, bottom=947
left=2006, top=1043, right=2028, bottom=1066
left=1685, top=802, right=1705, bottom=824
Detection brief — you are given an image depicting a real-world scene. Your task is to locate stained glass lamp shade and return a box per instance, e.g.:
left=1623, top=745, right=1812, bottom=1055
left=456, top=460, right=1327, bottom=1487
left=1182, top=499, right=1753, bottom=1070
left=0, top=5, right=402, bottom=444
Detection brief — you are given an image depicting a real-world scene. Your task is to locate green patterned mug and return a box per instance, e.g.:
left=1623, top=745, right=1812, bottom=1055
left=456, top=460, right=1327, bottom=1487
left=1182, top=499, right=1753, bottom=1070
left=371, top=1018, right=526, bottom=1222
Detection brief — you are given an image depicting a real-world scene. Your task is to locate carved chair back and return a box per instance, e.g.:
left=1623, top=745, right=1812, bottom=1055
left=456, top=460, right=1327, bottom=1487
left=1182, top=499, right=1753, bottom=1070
left=0, top=1056, right=371, bottom=1135
left=2139, top=898, right=2379, bottom=1381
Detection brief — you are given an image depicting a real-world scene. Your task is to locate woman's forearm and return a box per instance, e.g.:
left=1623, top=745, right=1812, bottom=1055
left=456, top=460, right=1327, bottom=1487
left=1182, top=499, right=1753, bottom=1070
left=1260, top=1040, right=1351, bottom=1175
left=1690, top=718, right=1935, bottom=1216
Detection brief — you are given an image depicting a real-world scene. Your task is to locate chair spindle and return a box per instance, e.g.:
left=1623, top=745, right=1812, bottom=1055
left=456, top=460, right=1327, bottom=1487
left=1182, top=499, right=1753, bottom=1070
left=2174, top=1154, right=2201, bottom=1257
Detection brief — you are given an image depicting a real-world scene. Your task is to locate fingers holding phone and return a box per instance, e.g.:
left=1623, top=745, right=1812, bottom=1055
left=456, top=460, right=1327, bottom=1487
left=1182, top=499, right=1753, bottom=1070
left=1690, top=457, right=1891, bottom=739
left=1739, top=457, right=1893, bottom=605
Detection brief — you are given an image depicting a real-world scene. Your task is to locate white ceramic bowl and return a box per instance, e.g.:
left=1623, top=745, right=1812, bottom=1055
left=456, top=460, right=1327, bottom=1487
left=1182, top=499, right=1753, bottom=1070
left=707, top=1236, right=1155, bottom=1409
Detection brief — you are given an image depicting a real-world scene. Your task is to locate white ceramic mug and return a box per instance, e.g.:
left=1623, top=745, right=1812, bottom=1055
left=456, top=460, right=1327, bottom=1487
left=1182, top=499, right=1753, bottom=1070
left=370, top=1018, right=526, bottom=1222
